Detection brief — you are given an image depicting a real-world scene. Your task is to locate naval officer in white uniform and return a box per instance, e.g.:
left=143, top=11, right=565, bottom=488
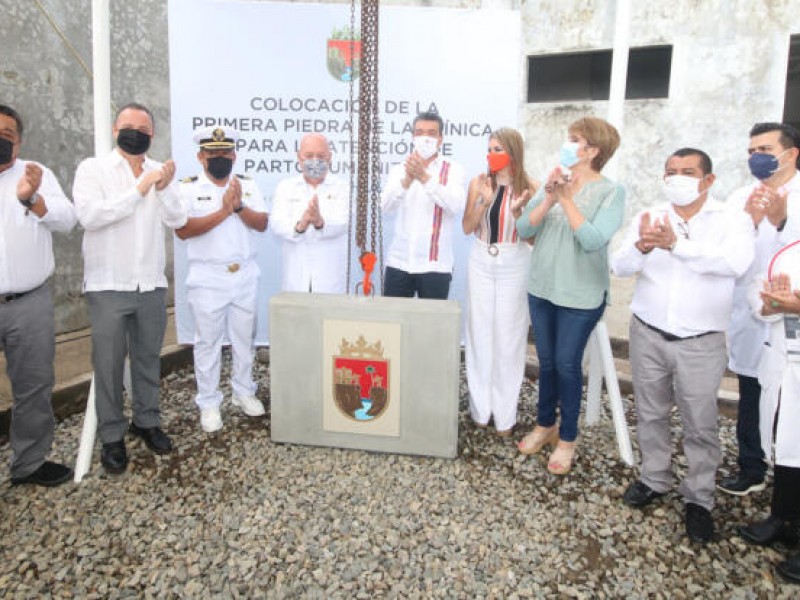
left=176, top=126, right=268, bottom=432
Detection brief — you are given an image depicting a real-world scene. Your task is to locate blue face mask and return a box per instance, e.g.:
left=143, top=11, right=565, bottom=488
left=748, top=152, right=779, bottom=180
left=560, top=142, right=581, bottom=169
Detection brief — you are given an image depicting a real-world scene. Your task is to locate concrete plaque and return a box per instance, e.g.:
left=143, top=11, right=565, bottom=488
left=270, top=292, right=461, bottom=458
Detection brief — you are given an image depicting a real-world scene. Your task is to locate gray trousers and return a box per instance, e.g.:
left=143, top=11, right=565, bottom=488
left=629, top=316, right=726, bottom=511
left=86, top=289, right=166, bottom=443
left=0, top=284, right=56, bottom=478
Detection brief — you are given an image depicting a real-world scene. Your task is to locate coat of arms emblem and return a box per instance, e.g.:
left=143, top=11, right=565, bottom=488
left=327, top=26, right=361, bottom=82
left=333, top=334, right=389, bottom=420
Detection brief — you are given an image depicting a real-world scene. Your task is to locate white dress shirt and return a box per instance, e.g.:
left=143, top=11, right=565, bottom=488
left=727, top=172, right=800, bottom=376
left=179, top=173, right=266, bottom=267
left=0, top=159, right=76, bottom=294
left=381, top=156, right=466, bottom=274
left=270, top=174, right=349, bottom=294
left=73, top=149, right=188, bottom=292
left=612, top=198, right=754, bottom=337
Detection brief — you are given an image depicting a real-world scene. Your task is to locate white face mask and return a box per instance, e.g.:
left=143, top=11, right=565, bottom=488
left=663, top=175, right=702, bottom=207
left=413, top=136, right=439, bottom=160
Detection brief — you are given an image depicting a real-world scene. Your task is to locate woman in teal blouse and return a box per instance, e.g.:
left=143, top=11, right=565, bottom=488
left=515, top=117, right=625, bottom=475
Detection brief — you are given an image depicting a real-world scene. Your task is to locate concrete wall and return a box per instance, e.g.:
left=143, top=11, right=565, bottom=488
left=521, top=0, right=800, bottom=219
left=1, top=0, right=173, bottom=332
left=2, top=0, right=798, bottom=333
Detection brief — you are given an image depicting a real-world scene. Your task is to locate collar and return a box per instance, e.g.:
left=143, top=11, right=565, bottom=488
left=661, top=195, right=724, bottom=219
left=111, top=147, right=154, bottom=170
left=197, top=171, right=230, bottom=188
left=0, top=159, right=21, bottom=180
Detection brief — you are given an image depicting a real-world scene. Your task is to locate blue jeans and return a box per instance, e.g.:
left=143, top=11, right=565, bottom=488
left=528, top=293, right=606, bottom=442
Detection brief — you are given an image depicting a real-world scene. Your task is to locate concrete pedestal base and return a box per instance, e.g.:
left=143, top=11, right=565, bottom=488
left=270, top=293, right=461, bottom=458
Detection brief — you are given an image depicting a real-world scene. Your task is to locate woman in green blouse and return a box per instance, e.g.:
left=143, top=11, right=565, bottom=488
left=515, top=117, right=625, bottom=475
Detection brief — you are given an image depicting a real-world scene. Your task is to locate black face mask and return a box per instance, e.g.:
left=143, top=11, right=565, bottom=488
left=0, top=137, right=13, bottom=165
left=206, top=156, right=233, bottom=180
left=116, top=128, right=151, bottom=155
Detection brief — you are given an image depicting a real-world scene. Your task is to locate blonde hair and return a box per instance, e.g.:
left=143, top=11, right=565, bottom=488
left=568, top=117, right=620, bottom=172
left=489, top=127, right=534, bottom=194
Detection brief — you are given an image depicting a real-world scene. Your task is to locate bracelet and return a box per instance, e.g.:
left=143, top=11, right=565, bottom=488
left=777, top=217, right=787, bottom=232
left=233, top=204, right=244, bottom=214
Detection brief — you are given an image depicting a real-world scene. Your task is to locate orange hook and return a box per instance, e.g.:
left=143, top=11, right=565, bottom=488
left=359, top=251, right=377, bottom=296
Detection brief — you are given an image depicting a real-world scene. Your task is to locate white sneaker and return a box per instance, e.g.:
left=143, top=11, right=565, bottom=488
left=232, top=394, right=265, bottom=417
left=200, top=407, right=223, bottom=433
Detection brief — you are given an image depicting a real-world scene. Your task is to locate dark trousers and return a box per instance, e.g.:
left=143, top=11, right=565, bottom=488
left=383, top=266, right=452, bottom=300
left=0, top=285, right=56, bottom=478
left=527, top=293, right=605, bottom=442
left=87, top=289, right=167, bottom=443
left=772, top=465, right=800, bottom=521
left=736, top=374, right=767, bottom=480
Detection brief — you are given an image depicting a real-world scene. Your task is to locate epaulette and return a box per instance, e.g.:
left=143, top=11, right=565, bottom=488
left=181, top=176, right=198, bottom=183
left=236, top=173, right=250, bottom=180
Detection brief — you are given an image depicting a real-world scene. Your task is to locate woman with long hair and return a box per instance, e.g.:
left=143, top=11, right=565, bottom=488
left=463, top=127, right=537, bottom=436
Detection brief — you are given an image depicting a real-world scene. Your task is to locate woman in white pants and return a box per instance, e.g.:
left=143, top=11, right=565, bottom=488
left=463, top=128, right=537, bottom=435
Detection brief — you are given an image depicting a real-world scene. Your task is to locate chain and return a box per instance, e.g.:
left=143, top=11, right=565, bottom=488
left=346, top=0, right=357, bottom=292
left=348, top=0, right=382, bottom=292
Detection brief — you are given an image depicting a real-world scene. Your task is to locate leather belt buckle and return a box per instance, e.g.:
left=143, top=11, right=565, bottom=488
left=487, top=244, right=499, bottom=257
left=227, top=263, right=240, bottom=273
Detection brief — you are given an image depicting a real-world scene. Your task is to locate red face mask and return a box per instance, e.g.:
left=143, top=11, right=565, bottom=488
left=487, top=152, right=510, bottom=174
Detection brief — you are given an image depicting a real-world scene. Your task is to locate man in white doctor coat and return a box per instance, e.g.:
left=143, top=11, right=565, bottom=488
left=722, top=122, right=800, bottom=496
left=270, top=133, right=349, bottom=294
left=738, top=243, right=800, bottom=585
left=176, top=126, right=268, bottom=433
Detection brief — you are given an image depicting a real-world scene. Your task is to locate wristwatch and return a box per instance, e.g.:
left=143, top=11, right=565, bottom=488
left=233, top=203, right=244, bottom=213
left=19, top=194, right=39, bottom=209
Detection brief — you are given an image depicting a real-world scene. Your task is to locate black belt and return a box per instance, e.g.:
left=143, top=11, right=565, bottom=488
left=0, top=285, right=40, bottom=305
left=635, top=315, right=718, bottom=342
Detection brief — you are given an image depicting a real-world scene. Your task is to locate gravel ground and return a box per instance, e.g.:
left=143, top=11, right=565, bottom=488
left=0, top=356, right=796, bottom=599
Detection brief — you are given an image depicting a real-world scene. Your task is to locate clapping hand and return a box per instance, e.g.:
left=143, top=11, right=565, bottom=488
left=222, top=176, right=242, bottom=214
left=16, top=163, right=42, bottom=201
left=511, top=188, right=533, bottom=218
left=760, top=273, right=800, bottom=315
left=640, top=214, right=677, bottom=251
left=765, top=187, right=788, bottom=227
left=155, top=159, right=176, bottom=191
left=475, top=173, right=493, bottom=207
left=404, top=152, right=430, bottom=184
left=305, top=194, right=323, bottom=228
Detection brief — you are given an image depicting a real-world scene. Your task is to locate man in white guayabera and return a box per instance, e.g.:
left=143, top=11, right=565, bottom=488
left=381, top=111, right=467, bottom=299
left=270, top=133, right=349, bottom=294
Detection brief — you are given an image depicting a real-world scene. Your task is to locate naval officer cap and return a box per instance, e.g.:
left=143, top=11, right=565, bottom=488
left=193, top=126, right=239, bottom=149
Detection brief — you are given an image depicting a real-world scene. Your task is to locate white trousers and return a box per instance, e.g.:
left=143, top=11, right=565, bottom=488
left=465, top=240, right=531, bottom=431
left=187, top=262, right=259, bottom=410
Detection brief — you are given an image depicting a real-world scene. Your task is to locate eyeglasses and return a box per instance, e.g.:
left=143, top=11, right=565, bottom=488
left=677, top=221, right=690, bottom=240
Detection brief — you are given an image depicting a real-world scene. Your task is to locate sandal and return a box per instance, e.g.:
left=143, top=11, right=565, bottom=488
left=517, top=425, right=558, bottom=455
left=547, top=441, right=576, bottom=475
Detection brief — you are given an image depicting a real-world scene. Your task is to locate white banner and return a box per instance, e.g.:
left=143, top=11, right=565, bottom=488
left=168, top=0, right=521, bottom=344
